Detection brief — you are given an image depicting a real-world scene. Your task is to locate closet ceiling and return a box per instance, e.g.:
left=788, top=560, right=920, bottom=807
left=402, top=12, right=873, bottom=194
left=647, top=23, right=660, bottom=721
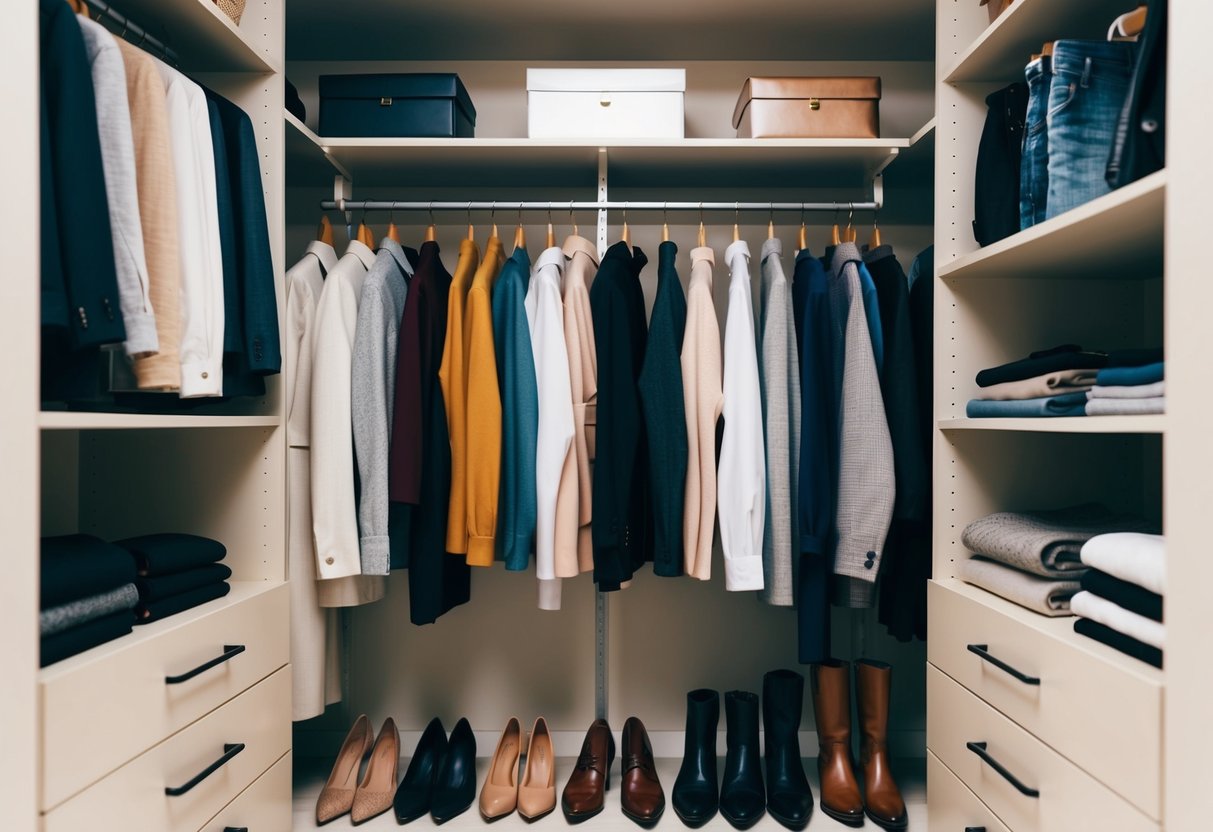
left=285, top=0, right=936, bottom=61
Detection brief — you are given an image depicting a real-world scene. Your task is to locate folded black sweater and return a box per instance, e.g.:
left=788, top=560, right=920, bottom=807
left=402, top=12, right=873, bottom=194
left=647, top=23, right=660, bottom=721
left=41, top=534, right=137, bottom=609
left=40, top=610, right=134, bottom=667
left=136, top=582, right=231, bottom=624
left=136, top=564, right=232, bottom=602
left=976, top=344, right=1109, bottom=388
left=116, top=533, right=227, bottom=577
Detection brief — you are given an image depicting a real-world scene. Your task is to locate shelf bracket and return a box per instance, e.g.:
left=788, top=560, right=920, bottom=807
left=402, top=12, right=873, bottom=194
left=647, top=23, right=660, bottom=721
left=333, top=174, right=354, bottom=237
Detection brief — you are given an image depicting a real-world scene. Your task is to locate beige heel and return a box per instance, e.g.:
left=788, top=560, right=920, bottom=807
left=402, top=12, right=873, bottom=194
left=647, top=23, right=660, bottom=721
left=316, top=714, right=374, bottom=825
left=480, top=717, right=522, bottom=820
left=350, top=718, right=401, bottom=825
left=518, top=717, right=557, bottom=821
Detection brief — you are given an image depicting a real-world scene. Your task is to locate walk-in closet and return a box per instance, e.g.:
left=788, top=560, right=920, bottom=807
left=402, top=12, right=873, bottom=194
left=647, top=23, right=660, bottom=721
left=6, top=0, right=1208, bottom=830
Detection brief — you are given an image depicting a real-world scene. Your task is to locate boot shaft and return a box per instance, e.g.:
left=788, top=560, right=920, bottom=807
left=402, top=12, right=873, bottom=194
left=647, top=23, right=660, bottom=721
left=724, top=690, right=760, bottom=752
left=762, top=669, right=804, bottom=735
left=685, top=689, right=720, bottom=745
left=810, top=660, right=852, bottom=746
left=855, top=659, right=892, bottom=750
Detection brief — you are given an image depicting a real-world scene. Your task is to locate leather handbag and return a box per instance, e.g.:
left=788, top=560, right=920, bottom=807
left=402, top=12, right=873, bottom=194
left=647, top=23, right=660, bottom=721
left=733, top=77, right=880, bottom=139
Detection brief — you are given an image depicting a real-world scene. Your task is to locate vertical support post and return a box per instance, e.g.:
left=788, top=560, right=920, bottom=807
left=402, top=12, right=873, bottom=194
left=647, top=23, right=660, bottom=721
left=333, top=174, right=354, bottom=238
left=595, top=591, right=609, bottom=721
left=597, top=149, right=609, bottom=258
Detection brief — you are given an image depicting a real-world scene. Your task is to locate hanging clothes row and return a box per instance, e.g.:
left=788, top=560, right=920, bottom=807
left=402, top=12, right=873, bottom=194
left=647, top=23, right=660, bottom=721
left=288, top=206, right=934, bottom=715
left=39, top=0, right=279, bottom=404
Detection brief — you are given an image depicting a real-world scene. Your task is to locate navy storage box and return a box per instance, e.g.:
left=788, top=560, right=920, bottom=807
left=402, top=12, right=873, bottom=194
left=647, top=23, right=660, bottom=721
left=318, top=73, right=476, bottom=137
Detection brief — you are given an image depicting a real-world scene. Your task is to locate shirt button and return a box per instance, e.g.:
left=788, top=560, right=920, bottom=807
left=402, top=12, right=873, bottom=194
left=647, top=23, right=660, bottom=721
left=102, top=298, right=115, bottom=320
left=77, top=307, right=89, bottom=329
left=325, top=556, right=334, bottom=565
left=1142, top=118, right=1158, bottom=133
left=201, top=371, right=209, bottom=379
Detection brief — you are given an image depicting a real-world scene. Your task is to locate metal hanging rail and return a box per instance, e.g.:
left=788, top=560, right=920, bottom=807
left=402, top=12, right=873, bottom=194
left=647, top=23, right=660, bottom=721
left=321, top=200, right=880, bottom=213
left=82, top=0, right=179, bottom=65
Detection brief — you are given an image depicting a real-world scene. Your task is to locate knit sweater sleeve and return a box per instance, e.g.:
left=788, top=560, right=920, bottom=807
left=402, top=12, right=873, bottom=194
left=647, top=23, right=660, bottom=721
left=464, top=277, right=502, bottom=567
left=351, top=280, right=391, bottom=576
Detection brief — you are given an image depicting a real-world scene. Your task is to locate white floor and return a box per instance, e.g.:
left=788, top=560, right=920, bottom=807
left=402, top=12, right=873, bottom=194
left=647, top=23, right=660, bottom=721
left=293, top=756, right=927, bottom=830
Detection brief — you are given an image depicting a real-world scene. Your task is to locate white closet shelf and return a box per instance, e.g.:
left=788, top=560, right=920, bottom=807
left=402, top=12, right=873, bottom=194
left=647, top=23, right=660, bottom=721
left=286, top=111, right=351, bottom=180
left=94, top=0, right=279, bottom=73
left=39, top=412, right=280, bottom=430
left=943, top=0, right=1132, bottom=83
left=293, top=755, right=927, bottom=830
left=38, top=581, right=284, bottom=681
left=313, top=137, right=918, bottom=189
left=939, top=415, right=1165, bottom=434
left=939, top=170, right=1166, bottom=282
left=934, top=579, right=1164, bottom=685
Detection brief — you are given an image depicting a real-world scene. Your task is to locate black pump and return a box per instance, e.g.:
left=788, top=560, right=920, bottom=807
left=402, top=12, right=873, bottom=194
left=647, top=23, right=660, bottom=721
left=763, top=670, right=815, bottom=830
left=672, top=689, right=720, bottom=827
left=430, top=718, right=477, bottom=824
left=719, top=690, right=765, bottom=829
left=393, top=717, right=448, bottom=824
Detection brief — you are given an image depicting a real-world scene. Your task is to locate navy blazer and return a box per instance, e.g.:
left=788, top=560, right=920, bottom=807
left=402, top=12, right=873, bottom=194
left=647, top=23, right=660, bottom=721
left=204, top=89, right=281, bottom=386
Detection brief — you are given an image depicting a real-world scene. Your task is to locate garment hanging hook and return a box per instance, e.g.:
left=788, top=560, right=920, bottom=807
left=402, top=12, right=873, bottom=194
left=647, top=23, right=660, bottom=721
left=548, top=202, right=553, bottom=226
left=735, top=201, right=740, bottom=223
left=623, top=201, right=628, bottom=224
left=389, top=202, right=396, bottom=224
left=491, top=201, right=496, bottom=222
left=467, top=201, right=472, bottom=227
left=664, top=202, right=668, bottom=225
left=428, top=202, right=435, bottom=226
left=847, top=202, right=854, bottom=226
left=699, top=202, right=704, bottom=225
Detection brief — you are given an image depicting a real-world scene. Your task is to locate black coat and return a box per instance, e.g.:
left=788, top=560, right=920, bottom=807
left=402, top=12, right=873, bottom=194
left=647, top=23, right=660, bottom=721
left=591, top=242, right=651, bottom=590
left=40, top=0, right=125, bottom=401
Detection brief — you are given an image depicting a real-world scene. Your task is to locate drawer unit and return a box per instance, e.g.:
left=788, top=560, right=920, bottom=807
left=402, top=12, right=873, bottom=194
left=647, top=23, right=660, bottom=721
left=44, top=667, right=291, bottom=832
left=40, top=582, right=289, bottom=809
left=927, top=579, right=1161, bottom=818
left=927, top=665, right=1156, bottom=832
left=200, top=750, right=291, bottom=832
left=927, top=750, right=1011, bottom=832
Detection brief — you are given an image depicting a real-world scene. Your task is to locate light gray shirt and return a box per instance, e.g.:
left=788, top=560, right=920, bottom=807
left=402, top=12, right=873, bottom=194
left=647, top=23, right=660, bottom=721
left=757, top=238, right=800, bottom=606
left=352, top=239, right=413, bottom=575
left=829, top=243, right=894, bottom=603
left=78, top=18, right=158, bottom=358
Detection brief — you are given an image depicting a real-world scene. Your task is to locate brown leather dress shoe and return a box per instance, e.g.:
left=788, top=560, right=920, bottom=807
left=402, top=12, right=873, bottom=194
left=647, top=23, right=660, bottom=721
left=856, top=660, right=908, bottom=830
left=811, top=661, right=864, bottom=827
left=561, top=718, right=615, bottom=823
left=620, top=717, right=665, bottom=827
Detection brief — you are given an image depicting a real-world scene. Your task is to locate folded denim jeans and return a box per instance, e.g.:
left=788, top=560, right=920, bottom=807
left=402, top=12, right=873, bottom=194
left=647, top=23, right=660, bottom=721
left=1020, top=55, right=1052, bottom=229
left=1095, top=361, right=1164, bottom=386
left=966, top=391, right=1088, bottom=418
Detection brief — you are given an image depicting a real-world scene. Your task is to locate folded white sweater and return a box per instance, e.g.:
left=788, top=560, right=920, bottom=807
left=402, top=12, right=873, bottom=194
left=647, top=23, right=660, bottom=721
left=1071, top=591, right=1165, bottom=650
left=1080, top=532, right=1166, bottom=595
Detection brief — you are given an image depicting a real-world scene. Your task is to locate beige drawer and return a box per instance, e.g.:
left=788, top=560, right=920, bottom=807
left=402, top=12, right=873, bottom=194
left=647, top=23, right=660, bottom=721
left=200, top=750, right=292, bottom=832
left=927, top=751, right=1011, bottom=832
left=927, top=579, right=1160, bottom=819
left=44, top=667, right=290, bottom=832
left=927, top=665, right=1156, bottom=832
left=40, top=582, right=288, bottom=810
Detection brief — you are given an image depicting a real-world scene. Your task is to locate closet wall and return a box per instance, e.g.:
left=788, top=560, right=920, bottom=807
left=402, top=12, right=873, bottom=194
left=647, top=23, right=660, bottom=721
left=286, top=45, right=937, bottom=756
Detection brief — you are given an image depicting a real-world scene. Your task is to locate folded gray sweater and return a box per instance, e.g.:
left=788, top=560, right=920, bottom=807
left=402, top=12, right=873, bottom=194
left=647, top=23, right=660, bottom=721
left=961, top=504, right=1158, bottom=578
left=40, top=583, right=139, bottom=636
left=960, top=556, right=1081, bottom=616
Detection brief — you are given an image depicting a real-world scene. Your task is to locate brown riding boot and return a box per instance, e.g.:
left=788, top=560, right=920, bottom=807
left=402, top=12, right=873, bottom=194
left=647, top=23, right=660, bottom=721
left=856, top=660, right=908, bottom=831
left=810, top=660, right=863, bottom=827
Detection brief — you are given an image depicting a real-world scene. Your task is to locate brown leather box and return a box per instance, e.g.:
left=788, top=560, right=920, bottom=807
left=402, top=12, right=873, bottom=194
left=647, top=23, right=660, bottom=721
left=733, top=77, right=880, bottom=139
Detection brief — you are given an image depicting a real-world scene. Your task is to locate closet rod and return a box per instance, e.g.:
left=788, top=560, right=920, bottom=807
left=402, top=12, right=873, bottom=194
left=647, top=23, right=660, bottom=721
left=81, top=0, right=179, bottom=65
left=322, top=200, right=881, bottom=213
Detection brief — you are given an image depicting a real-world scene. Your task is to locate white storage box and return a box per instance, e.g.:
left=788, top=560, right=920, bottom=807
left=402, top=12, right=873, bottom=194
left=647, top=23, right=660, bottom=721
left=527, top=68, right=686, bottom=139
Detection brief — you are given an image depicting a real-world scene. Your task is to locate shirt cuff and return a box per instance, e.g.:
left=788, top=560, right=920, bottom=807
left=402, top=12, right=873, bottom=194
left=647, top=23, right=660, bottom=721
left=315, top=547, right=361, bottom=580
left=121, top=312, right=159, bottom=359
left=725, top=555, right=765, bottom=592
left=538, top=578, right=562, bottom=611
left=360, top=535, right=390, bottom=576
left=834, top=541, right=883, bottom=583
left=179, top=359, right=223, bottom=398
left=467, top=535, right=496, bottom=567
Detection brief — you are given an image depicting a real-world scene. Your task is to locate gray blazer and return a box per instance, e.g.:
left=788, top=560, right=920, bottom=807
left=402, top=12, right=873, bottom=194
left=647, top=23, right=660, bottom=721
left=829, top=243, right=895, bottom=601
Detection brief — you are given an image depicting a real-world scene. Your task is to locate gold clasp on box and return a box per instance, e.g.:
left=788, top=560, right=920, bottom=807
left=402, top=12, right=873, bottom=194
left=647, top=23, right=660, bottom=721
left=809, top=98, right=821, bottom=111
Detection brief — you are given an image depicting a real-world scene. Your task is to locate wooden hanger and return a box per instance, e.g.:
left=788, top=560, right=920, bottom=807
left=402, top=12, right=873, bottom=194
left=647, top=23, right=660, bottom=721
left=662, top=203, right=670, bottom=243
left=797, top=208, right=808, bottom=251
left=466, top=203, right=475, bottom=241
left=620, top=204, right=631, bottom=251
left=357, top=222, right=374, bottom=247
left=1109, top=5, right=1147, bottom=40
left=697, top=204, right=706, bottom=248
left=386, top=205, right=400, bottom=243
left=317, top=215, right=334, bottom=246
left=1041, top=40, right=1055, bottom=57
left=768, top=208, right=776, bottom=241
left=66, top=0, right=87, bottom=15
left=844, top=205, right=857, bottom=243
left=732, top=204, right=741, bottom=243
left=829, top=207, right=842, bottom=246
left=569, top=202, right=579, bottom=238
left=546, top=206, right=556, bottom=248
left=491, top=203, right=499, bottom=241
left=424, top=203, right=437, bottom=243
left=869, top=213, right=882, bottom=249
left=513, top=205, right=527, bottom=251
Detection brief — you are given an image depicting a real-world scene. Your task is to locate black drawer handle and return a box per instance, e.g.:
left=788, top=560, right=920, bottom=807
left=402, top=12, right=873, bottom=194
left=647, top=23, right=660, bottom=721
left=165, top=743, right=245, bottom=797
left=965, top=828, right=987, bottom=831
left=966, top=741, right=1040, bottom=798
left=967, top=644, right=1040, bottom=686
left=166, top=644, right=246, bottom=685
left=224, top=828, right=249, bottom=832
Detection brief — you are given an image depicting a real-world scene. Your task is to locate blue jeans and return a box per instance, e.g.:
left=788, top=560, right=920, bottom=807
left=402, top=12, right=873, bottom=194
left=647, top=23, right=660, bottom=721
left=1019, top=56, right=1052, bottom=230
left=1045, top=40, right=1137, bottom=220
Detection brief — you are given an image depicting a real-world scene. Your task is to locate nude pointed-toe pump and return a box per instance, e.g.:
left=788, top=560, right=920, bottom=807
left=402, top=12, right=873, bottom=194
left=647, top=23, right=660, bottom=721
left=350, top=718, right=401, bottom=825
left=316, top=714, right=374, bottom=825
left=518, top=717, right=557, bottom=821
left=480, top=717, right=523, bottom=821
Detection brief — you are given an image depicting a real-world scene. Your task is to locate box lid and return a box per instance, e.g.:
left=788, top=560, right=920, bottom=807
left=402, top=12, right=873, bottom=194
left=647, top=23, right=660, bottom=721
left=527, top=68, right=686, bottom=93
left=732, top=76, right=881, bottom=128
left=319, top=73, right=476, bottom=121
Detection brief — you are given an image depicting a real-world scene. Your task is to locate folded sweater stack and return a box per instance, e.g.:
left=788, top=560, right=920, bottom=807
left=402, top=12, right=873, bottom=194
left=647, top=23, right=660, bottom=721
left=116, top=534, right=232, bottom=623
left=966, top=346, right=1163, bottom=418
left=1072, top=532, right=1165, bottom=668
left=40, top=535, right=138, bottom=667
left=957, top=505, right=1157, bottom=617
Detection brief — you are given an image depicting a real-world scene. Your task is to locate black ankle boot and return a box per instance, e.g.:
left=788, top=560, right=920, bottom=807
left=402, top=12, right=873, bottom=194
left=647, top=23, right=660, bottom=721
left=672, top=689, right=719, bottom=827
left=719, top=690, right=765, bottom=829
left=763, top=670, right=814, bottom=830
